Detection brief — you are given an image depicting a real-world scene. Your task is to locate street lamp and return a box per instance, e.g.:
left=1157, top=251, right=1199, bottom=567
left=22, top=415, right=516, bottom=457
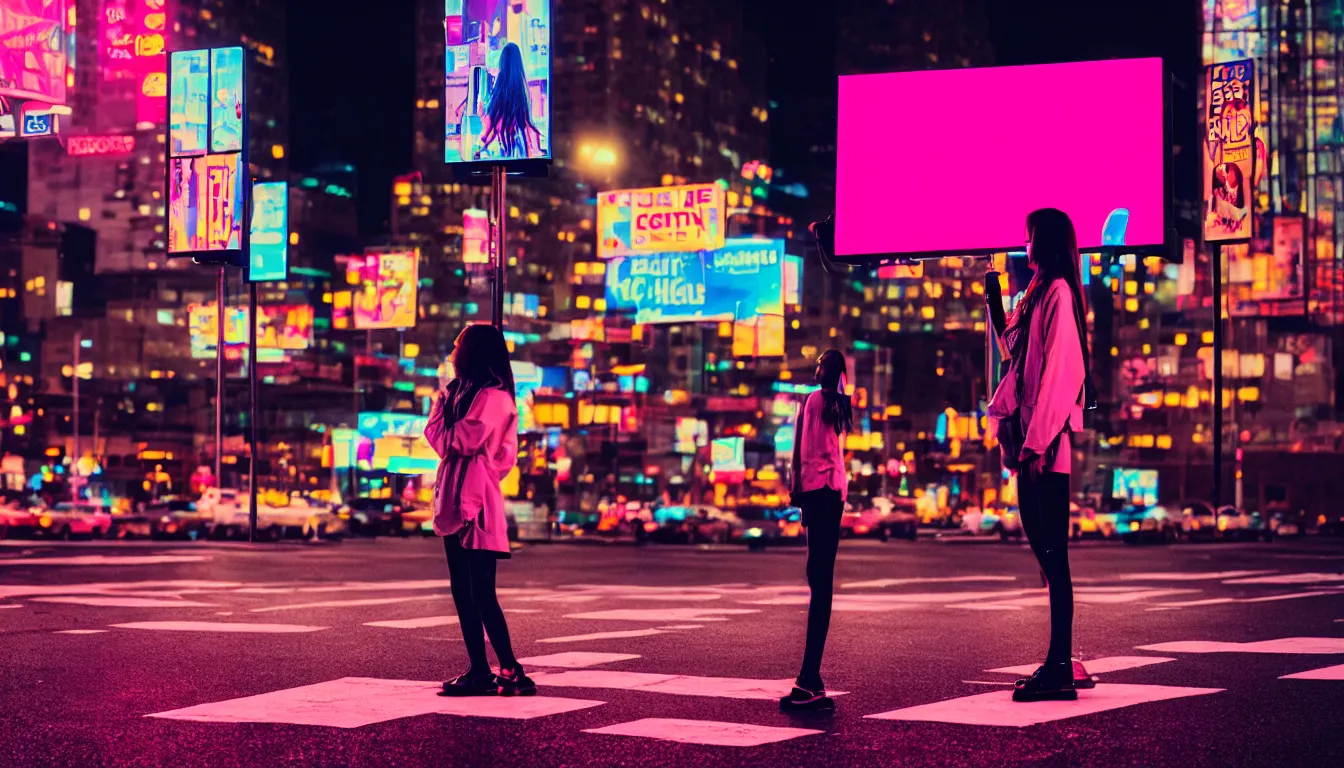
left=575, top=138, right=621, bottom=181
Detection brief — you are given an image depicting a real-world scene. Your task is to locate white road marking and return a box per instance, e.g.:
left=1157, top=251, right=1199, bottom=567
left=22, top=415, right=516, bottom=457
left=516, top=652, right=640, bottom=668
left=531, top=670, right=846, bottom=700
left=988, top=656, right=1176, bottom=676
left=947, top=603, right=1024, bottom=611
left=563, top=608, right=760, bottom=622
left=656, top=624, right=705, bottom=630
left=962, top=680, right=1017, bottom=686
left=30, top=596, right=215, bottom=608
left=250, top=594, right=447, bottom=613
left=363, top=616, right=459, bottom=629
left=741, top=594, right=918, bottom=612
left=1153, top=591, right=1344, bottom=611
left=584, top=718, right=823, bottom=747
left=0, top=555, right=209, bottom=567
left=504, top=609, right=541, bottom=613
left=1137, top=637, right=1344, bottom=654
left=0, top=580, right=241, bottom=599
left=865, top=683, right=1223, bottom=727
left=113, top=621, right=327, bottom=633
left=1280, top=664, right=1344, bottom=680
left=54, top=629, right=109, bottom=634
left=512, top=595, right=604, bottom=604
left=537, top=629, right=667, bottom=644
left=0, top=604, right=22, bottom=609
left=842, top=575, right=1019, bottom=589
left=954, top=588, right=1199, bottom=610
left=147, top=677, right=603, bottom=728
left=607, top=593, right=723, bottom=602
left=295, top=580, right=454, bottom=593
left=1112, top=570, right=1277, bottom=582
left=1223, top=573, right=1344, bottom=585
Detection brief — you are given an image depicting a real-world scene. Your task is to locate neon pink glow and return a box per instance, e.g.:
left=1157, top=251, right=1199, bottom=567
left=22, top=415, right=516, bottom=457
left=0, top=0, right=68, bottom=103
left=835, top=58, right=1166, bottom=256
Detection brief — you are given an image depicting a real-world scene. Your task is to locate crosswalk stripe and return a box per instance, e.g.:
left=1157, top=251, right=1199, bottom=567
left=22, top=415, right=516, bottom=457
left=1280, top=664, right=1344, bottom=680
left=537, top=629, right=667, bottom=644
left=987, top=656, right=1175, bottom=676
left=516, top=652, right=640, bottom=668
left=112, top=621, right=327, bottom=633
left=864, top=683, right=1223, bottom=727
left=1136, top=637, right=1344, bottom=654
left=531, top=669, right=845, bottom=700
left=585, top=718, right=823, bottom=747
left=363, top=616, right=459, bottom=629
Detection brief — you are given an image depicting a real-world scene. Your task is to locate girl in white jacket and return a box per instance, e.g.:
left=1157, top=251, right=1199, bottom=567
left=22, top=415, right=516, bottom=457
left=425, top=324, right=533, bottom=697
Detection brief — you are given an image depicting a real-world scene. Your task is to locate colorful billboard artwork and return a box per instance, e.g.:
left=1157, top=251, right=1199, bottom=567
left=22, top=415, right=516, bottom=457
left=0, top=0, right=67, bottom=104
left=674, top=418, right=709, bottom=455
left=443, top=0, right=551, bottom=164
left=463, top=208, right=489, bottom=264
left=836, top=58, right=1167, bottom=257
left=1268, top=216, right=1304, bottom=302
left=249, top=181, right=289, bottom=282
left=209, top=47, right=244, bottom=153
left=169, top=49, right=209, bottom=156
left=135, top=0, right=169, bottom=124
left=167, top=154, right=244, bottom=253
left=1112, top=468, right=1158, bottom=508
left=711, top=437, right=746, bottom=482
left=783, top=254, right=803, bottom=305
left=1203, top=59, right=1255, bottom=243
left=352, top=251, right=420, bottom=330
left=597, top=183, right=727, bottom=259
left=605, top=238, right=785, bottom=327
left=188, top=304, right=314, bottom=356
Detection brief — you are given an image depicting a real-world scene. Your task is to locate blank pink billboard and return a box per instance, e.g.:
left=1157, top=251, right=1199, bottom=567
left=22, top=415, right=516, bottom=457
left=835, top=58, right=1166, bottom=258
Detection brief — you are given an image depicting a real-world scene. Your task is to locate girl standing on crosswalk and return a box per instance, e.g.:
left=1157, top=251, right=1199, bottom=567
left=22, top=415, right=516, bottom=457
left=426, top=323, right=535, bottom=697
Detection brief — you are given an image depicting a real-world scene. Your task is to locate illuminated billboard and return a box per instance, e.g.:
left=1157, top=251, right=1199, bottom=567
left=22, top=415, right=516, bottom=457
left=188, top=303, right=314, bottom=357
left=598, top=183, right=726, bottom=259
left=248, top=181, right=289, bottom=282
left=0, top=0, right=68, bottom=104
left=167, top=154, right=244, bottom=253
left=783, top=254, right=803, bottom=305
left=711, top=437, right=746, bottom=483
left=66, top=135, right=136, bottom=156
left=169, top=48, right=209, bottom=155
left=209, top=47, right=243, bottom=152
left=352, top=251, right=420, bottom=330
left=835, top=58, right=1167, bottom=258
left=1112, top=468, right=1158, bottom=508
left=463, top=208, right=489, bottom=264
left=443, top=0, right=551, bottom=166
left=1203, top=59, right=1255, bottom=243
left=605, top=238, right=784, bottom=329
left=675, top=418, right=708, bottom=455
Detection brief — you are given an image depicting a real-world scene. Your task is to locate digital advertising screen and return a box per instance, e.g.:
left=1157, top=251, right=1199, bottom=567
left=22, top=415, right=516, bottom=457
left=783, top=254, right=804, bottom=305
left=1203, top=59, right=1254, bottom=243
left=0, top=0, right=68, bottom=104
left=463, top=207, right=489, bottom=263
left=598, top=183, right=726, bottom=259
left=605, top=237, right=785, bottom=332
left=1112, top=468, right=1159, bottom=508
left=168, top=154, right=244, bottom=253
left=711, top=437, right=746, bottom=483
left=249, top=181, right=289, bottom=282
left=835, top=58, right=1167, bottom=259
left=169, top=49, right=209, bottom=156
left=675, top=418, right=709, bottom=455
left=352, top=251, right=420, bottom=330
left=188, top=304, right=314, bottom=357
left=209, top=46, right=244, bottom=153
left=442, top=0, right=551, bottom=166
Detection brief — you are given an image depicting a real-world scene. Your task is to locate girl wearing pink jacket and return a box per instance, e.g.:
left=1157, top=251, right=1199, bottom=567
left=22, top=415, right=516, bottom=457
left=988, top=208, right=1090, bottom=702
left=425, top=324, right=533, bottom=697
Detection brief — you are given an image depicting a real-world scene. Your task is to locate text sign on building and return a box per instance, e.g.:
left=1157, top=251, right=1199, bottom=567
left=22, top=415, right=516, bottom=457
left=66, top=135, right=137, bottom=156
left=1203, top=58, right=1255, bottom=243
left=0, top=0, right=68, bottom=104
left=597, top=183, right=726, bottom=259
left=605, top=238, right=784, bottom=326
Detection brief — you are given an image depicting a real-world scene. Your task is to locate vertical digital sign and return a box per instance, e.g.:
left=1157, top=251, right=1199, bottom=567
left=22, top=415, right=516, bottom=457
left=1203, top=59, right=1255, bottom=243
left=462, top=208, right=489, bottom=263
left=248, top=181, right=289, bottom=281
left=0, top=0, right=68, bottom=104
left=351, top=251, right=420, bottom=330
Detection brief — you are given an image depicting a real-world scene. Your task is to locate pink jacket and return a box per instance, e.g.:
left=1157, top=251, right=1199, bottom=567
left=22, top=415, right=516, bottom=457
left=796, top=390, right=848, bottom=501
left=988, top=279, right=1085, bottom=474
left=424, top=384, right=518, bottom=554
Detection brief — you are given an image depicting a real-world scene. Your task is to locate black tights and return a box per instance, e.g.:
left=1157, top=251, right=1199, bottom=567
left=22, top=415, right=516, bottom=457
left=1018, top=471, right=1073, bottom=665
left=444, top=536, right=519, bottom=674
left=798, top=488, right=843, bottom=689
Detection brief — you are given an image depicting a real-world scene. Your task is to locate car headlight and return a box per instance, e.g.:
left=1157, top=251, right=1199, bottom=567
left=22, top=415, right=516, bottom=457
left=39, top=515, right=52, bottom=528
left=746, top=527, right=763, bottom=538
left=1129, top=521, right=1140, bottom=532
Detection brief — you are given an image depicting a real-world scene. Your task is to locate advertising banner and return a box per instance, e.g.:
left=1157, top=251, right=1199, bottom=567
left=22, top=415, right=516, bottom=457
left=352, top=251, right=420, bottom=330
left=674, top=418, right=708, bottom=455
left=168, top=154, right=244, bottom=252
left=209, top=46, right=243, bottom=153
left=783, top=254, right=803, bottom=305
left=463, top=208, right=489, bottom=264
left=605, top=238, right=784, bottom=326
left=249, top=181, right=289, bottom=281
left=188, top=303, right=314, bottom=357
left=598, top=183, right=726, bottom=259
left=711, top=437, right=746, bottom=483
left=1203, top=58, right=1255, bottom=243
left=443, top=0, right=551, bottom=164
left=0, top=0, right=67, bottom=103
left=169, top=49, right=209, bottom=155
left=1112, top=468, right=1158, bottom=507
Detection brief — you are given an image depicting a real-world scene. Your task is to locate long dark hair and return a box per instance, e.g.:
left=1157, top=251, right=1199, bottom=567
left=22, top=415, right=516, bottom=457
left=1007, top=208, right=1089, bottom=377
left=482, top=42, right=539, bottom=158
left=815, top=349, right=853, bottom=435
left=451, top=323, right=516, bottom=408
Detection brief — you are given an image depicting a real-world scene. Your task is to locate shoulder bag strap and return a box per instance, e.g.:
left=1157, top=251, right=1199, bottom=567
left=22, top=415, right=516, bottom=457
left=791, top=393, right=807, bottom=493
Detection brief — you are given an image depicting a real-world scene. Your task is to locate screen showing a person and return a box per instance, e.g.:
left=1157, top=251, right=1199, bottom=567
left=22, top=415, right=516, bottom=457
left=444, top=0, right=551, bottom=164
left=835, top=58, right=1166, bottom=258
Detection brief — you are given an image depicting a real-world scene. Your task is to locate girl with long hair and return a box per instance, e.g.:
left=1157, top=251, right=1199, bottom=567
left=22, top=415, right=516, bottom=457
left=989, top=208, right=1091, bottom=702
left=425, top=323, right=534, bottom=697
left=476, top=42, right=542, bottom=160
left=780, top=349, right=853, bottom=711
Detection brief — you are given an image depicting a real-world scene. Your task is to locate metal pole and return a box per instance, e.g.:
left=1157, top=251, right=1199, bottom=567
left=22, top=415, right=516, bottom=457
left=491, top=165, right=507, bottom=328
left=1211, top=243, right=1223, bottom=509
left=248, top=280, right=259, bottom=541
left=215, top=266, right=225, bottom=489
left=72, top=330, right=80, bottom=503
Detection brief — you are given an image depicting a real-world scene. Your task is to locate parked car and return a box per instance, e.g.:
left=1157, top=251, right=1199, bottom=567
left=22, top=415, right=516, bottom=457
left=1216, top=506, right=1274, bottom=542
left=399, top=504, right=435, bottom=536
left=741, top=506, right=805, bottom=550
left=37, top=501, right=113, bottom=539
left=507, top=500, right=550, bottom=541
left=881, top=497, right=920, bottom=541
left=339, top=497, right=404, bottom=537
left=1177, top=501, right=1219, bottom=542
left=1117, top=504, right=1180, bottom=544
left=145, top=497, right=211, bottom=540
left=0, top=497, right=40, bottom=538
left=199, top=489, right=335, bottom=540
left=963, top=502, right=1021, bottom=540
left=1069, top=502, right=1116, bottom=540
left=648, top=505, right=722, bottom=544
left=841, top=496, right=886, bottom=540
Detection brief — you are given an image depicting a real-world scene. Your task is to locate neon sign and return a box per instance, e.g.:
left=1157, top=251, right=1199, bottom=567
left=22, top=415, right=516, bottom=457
left=66, top=135, right=137, bottom=156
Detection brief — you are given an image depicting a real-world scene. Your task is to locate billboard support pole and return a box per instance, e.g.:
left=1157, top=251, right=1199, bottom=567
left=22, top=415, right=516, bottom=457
left=72, top=330, right=80, bottom=503
left=1211, top=242, right=1223, bottom=510
left=248, top=280, right=258, bottom=542
left=215, top=266, right=225, bottom=490
left=490, top=165, right=507, bottom=328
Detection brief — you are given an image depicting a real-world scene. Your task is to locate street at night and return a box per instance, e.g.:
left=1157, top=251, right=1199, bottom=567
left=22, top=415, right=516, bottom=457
left=3, top=537, right=1344, bottom=767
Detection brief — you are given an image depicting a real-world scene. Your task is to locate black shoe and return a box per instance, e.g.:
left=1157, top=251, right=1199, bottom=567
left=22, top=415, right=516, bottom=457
left=1072, top=659, right=1097, bottom=690
left=779, top=684, right=835, bottom=711
left=439, top=671, right=498, bottom=697
left=496, top=666, right=537, bottom=697
left=1012, top=661, right=1078, bottom=702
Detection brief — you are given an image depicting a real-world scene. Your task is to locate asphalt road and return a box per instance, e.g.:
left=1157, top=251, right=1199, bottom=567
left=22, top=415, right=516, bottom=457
left=2, top=535, right=1343, bottom=767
